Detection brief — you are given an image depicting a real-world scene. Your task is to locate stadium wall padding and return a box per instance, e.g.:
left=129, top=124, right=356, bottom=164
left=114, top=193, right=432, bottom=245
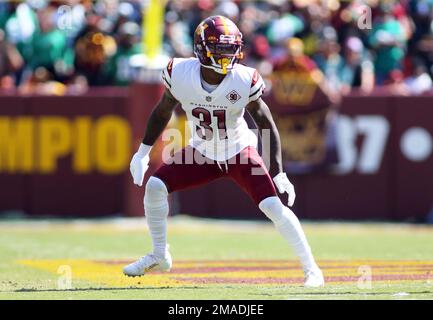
left=0, top=87, right=432, bottom=221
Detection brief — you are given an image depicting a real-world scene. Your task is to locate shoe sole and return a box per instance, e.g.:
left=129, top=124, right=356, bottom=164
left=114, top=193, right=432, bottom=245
left=304, top=284, right=325, bottom=288
left=124, top=269, right=171, bottom=278
left=123, top=263, right=172, bottom=277
left=304, top=281, right=325, bottom=288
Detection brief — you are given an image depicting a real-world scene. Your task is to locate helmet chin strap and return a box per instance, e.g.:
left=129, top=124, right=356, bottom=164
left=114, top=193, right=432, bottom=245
left=200, top=63, right=229, bottom=75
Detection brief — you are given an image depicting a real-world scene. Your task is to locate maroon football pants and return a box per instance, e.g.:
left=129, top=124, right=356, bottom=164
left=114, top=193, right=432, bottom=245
left=153, top=146, right=277, bottom=205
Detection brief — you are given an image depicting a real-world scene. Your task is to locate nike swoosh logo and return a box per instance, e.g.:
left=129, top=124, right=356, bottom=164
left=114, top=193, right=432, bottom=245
left=144, top=263, right=159, bottom=272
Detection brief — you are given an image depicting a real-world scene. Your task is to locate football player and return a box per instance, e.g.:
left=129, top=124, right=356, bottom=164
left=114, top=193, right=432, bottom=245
left=124, top=16, right=324, bottom=287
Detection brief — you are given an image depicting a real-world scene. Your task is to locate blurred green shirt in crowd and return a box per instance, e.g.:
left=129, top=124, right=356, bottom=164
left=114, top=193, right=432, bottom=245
left=2, top=5, right=38, bottom=64
left=368, top=17, right=406, bottom=82
left=104, top=43, right=142, bottom=86
left=30, top=29, right=67, bottom=70
left=104, top=21, right=143, bottom=86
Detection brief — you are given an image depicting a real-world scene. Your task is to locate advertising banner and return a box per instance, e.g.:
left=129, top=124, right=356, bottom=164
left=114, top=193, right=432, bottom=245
left=0, top=88, right=432, bottom=221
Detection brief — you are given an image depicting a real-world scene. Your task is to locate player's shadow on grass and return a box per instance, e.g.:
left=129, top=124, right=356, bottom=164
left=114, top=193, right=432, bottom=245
left=12, top=286, right=208, bottom=293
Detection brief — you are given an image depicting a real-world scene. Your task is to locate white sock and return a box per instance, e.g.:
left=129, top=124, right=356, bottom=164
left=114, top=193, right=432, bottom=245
left=259, top=196, right=318, bottom=272
left=144, top=177, right=169, bottom=259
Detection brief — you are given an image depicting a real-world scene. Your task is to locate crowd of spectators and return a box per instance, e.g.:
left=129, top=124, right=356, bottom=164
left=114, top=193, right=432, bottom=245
left=0, top=0, right=433, bottom=95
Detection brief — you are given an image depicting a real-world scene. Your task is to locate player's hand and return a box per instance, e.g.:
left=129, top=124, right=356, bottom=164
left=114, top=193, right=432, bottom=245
left=273, top=172, right=296, bottom=207
left=130, top=144, right=152, bottom=187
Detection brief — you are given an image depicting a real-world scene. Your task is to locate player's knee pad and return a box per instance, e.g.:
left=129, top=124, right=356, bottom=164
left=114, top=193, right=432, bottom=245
left=144, top=176, right=168, bottom=211
left=259, top=196, right=287, bottom=226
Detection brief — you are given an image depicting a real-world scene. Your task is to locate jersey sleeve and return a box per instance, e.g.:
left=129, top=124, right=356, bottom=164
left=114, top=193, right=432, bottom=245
left=248, top=69, right=266, bottom=102
left=161, top=58, right=174, bottom=91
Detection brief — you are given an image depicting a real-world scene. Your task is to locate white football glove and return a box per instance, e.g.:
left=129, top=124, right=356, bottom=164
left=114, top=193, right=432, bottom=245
left=273, top=172, right=296, bottom=207
left=130, top=143, right=152, bottom=187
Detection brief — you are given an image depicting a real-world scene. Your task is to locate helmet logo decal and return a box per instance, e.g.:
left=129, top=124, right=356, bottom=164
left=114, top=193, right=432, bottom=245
left=196, top=23, right=208, bottom=35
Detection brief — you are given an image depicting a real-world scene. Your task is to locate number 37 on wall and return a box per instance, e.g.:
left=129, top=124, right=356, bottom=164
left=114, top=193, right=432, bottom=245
left=334, top=115, right=390, bottom=175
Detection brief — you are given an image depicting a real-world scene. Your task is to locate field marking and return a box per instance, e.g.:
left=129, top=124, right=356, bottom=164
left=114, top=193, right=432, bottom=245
left=17, top=259, right=433, bottom=288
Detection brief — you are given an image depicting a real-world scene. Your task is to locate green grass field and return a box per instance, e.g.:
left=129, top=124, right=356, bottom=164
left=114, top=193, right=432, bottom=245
left=1, top=216, right=433, bottom=300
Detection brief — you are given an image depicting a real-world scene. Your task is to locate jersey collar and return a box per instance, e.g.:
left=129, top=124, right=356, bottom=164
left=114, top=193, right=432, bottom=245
left=193, top=62, right=233, bottom=100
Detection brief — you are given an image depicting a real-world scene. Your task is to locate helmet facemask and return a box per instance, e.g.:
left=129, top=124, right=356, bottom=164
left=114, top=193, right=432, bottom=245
left=194, top=34, right=243, bottom=75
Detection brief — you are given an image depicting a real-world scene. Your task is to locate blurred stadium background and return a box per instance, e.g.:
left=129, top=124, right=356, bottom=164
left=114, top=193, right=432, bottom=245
left=0, top=0, right=432, bottom=222
left=1, top=0, right=433, bottom=300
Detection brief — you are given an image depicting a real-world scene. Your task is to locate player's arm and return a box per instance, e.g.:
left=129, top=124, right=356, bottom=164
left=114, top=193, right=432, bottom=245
left=246, top=97, right=296, bottom=207
left=246, top=97, right=282, bottom=177
left=142, top=89, right=179, bottom=146
left=130, top=88, right=179, bottom=186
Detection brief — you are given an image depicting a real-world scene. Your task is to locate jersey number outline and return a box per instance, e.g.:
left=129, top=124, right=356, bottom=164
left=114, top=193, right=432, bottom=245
left=192, top=107, right=227, bottom=141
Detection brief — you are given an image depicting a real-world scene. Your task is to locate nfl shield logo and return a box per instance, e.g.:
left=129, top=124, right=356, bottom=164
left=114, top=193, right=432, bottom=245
left=206, top=96, right=212, bottom=102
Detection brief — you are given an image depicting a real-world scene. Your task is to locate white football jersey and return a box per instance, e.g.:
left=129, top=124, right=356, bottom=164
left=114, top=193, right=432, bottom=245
left=161, top=57, right=265, bottom=161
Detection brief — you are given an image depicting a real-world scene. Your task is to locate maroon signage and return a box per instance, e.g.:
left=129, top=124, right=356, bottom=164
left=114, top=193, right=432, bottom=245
left=0, top=87, right=432, bottom=221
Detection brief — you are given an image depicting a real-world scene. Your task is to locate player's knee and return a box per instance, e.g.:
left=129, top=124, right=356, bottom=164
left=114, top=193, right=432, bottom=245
left=144, top=176, right=168, bottom=204
left=259, top=196, right=285, bottom=225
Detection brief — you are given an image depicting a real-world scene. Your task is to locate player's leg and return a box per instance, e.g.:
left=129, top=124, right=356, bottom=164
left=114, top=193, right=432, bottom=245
left=258, top=197, right=318, bottom=272
left=123, top=174, right=173, bottom=276
left=228, top=146, right=324, bottom=287
left=258, top=196, right=324, bottom=287
left=145, top=146, right=221, bottom=258
left=143, top=176, right=170, bottom=260
left=124, top=146, right=222, bottom=276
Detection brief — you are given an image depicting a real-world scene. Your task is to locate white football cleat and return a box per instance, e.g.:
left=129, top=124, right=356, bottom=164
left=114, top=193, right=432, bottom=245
left=304, top=267, right=325, bottom=288
left=123, top=251, right=172, bottom=277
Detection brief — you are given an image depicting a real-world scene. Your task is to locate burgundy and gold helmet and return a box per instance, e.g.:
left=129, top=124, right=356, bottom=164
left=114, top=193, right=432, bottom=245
left=193, top=15, right=243, bottom=75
